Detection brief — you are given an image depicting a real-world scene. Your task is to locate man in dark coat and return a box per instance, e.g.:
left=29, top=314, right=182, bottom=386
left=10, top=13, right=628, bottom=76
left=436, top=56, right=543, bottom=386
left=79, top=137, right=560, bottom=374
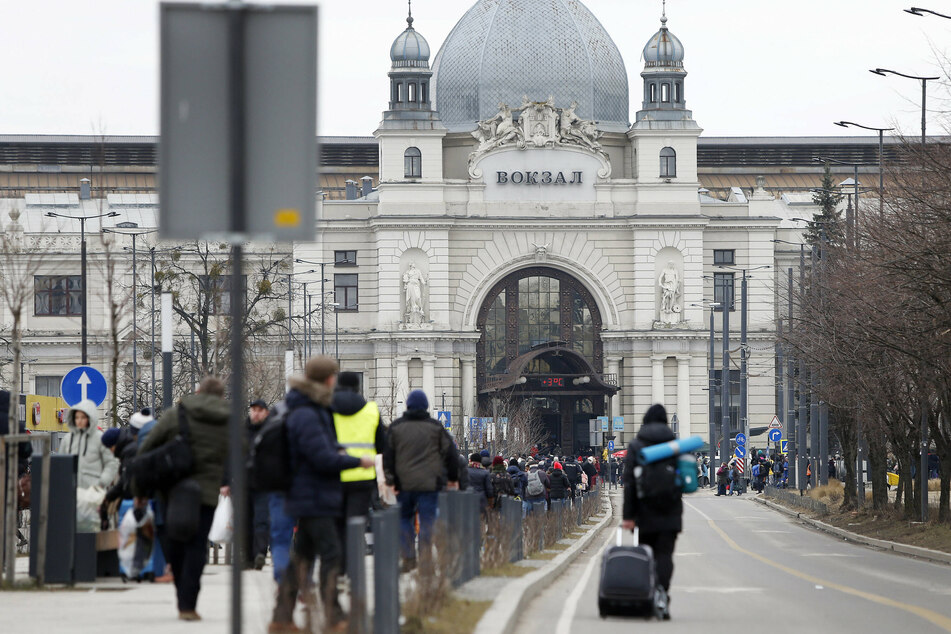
left=548, top=462, right=570, bottom=502
left=467, top=453, right=494, bottom=513
left=383, top=389, right=459, bottom=572
left=622, top=404, right=682, bottom=620
left=270, top=357, right=375, bottom=633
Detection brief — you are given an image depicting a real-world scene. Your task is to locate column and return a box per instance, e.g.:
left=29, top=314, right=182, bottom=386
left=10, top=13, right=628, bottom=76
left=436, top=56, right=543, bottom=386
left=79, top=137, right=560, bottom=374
left=461, top=358, right=475, bottom=420
left=677, top=356, right=691, bottom=439
left=422, top=357, right=436, bottom=404
left=651, top=355, right=665, bottom=408
left=396, top=358, right=409, bottom=406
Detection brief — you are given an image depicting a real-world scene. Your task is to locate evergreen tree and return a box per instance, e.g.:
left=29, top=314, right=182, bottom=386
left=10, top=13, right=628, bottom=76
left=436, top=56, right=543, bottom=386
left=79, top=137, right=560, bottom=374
left=807, top=162, right=845, bottom=248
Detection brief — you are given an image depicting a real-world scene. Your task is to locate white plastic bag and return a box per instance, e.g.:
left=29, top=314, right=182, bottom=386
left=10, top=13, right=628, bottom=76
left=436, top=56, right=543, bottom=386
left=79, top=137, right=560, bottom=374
left=209, top=494, right=234, bottom=544
left=118, top=506, right=155, bottom=578
left=76, top=486, right=105, bottom=533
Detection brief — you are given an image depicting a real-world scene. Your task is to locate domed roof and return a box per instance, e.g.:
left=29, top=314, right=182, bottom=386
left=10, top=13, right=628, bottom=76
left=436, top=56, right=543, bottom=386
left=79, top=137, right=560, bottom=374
left=642, top=16, right=684, bottom=69
left=431, top=0, right=630, bottom=133
left=390, top=17, right=431, bottom=69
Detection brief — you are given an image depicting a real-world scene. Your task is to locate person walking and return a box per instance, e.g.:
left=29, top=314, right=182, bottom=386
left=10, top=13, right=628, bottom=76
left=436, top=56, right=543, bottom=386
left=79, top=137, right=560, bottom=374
left=522, top=461, right=549, bottom=516
left=489, top=456, right=515, bottom=507
left=134, top=377, right=230, bottom=621
left=582, top=457, right=598, bottom=492
left=382, top=389, right=459, bottom=573
left=270, top=357, right=375, bottom=633
left=61, top=400, right=119, bottom=491
left=245, top=399, right=271, bottom=570
left=548, top=461, right=570, bottom=506
left=467, top=453, right=494, bottom=514
left=715, top=460, right=729, bottom=496
left=622, top=404, right=682, bottom=620
left=507, top=456, right=527, bottom=499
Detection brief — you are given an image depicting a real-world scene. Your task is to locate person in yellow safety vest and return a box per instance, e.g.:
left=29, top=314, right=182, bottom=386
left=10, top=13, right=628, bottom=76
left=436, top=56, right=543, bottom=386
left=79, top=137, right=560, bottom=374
left=331, top=372, right=387, bottom=569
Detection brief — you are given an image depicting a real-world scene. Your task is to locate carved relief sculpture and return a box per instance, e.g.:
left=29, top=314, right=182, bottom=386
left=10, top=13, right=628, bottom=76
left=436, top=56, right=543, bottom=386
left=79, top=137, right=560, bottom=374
left=658, top=261, right=682, bottom=324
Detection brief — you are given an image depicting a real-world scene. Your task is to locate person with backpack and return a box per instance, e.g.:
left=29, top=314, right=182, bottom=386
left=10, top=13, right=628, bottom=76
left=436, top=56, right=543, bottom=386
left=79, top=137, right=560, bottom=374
left=715, top=460, right=729, bottom=496
left=522, top=461, right=549, bottom=515
left=507, top=457, right=527, bottom=499
left=621, top=404, right=682, bottom=620
left=771, top=455, right=783, bottom=487
left=562, top=457, right=581, bottom=499
left=582, top=457, right=598, bottom=491
left=467, top=453, right=494, bottom=514
left=548, top=461, right=571, bottom=506
left=269, top=357, right=375, bottom=633
left=489, top=456, right=515, bottom=507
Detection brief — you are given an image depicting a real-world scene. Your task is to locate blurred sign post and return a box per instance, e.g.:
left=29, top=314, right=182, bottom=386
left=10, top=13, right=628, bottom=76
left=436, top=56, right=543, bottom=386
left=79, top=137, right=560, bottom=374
left=160, top=5, right=317, bottom=634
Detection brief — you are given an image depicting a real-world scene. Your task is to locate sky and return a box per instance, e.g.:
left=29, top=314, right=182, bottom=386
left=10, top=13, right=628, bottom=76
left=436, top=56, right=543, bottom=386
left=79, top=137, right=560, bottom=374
left=1, top=0, right=949, bottom=139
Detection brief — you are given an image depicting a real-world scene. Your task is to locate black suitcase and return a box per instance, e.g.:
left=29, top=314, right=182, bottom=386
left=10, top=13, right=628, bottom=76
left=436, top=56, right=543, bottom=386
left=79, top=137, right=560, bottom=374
left=598, top=528, right=664, bottom=619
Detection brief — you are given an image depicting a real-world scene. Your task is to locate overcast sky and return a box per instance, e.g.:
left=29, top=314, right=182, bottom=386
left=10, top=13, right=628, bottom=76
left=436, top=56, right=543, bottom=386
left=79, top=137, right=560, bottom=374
left=2, top=0, right=948, bottom=139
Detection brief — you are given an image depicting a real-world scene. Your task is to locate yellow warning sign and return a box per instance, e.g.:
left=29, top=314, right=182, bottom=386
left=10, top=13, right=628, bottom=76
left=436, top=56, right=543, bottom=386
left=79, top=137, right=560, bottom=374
left=274, top=208, right=302, bottom=228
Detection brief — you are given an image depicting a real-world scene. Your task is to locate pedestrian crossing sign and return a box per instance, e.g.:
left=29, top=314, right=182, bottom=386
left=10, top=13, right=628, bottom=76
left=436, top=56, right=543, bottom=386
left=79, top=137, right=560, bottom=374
left=437, top=411, right=451, bottom=429
left=780, top=439, right=788, bottom=455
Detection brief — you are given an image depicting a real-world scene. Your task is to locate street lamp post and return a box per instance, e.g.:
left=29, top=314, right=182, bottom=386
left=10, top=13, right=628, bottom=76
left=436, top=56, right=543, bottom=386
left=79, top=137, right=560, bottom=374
left=45, top=210, right=119, bottom=365
left=295, top=258, right=334, bottom=355
left=834, top=122, right=893, bottom=218
left=330, top=303, right=341, bottom=366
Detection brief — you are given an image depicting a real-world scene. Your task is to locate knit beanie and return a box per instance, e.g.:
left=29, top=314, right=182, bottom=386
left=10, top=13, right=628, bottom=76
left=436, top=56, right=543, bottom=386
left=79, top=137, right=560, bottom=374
left=470, top=453, right=482, bottom=463
left=553, top=462, right=563, bottom=470
left=405, top=389, right=429, bottom=411
left=643, top=403, right=668, bottom=425
left=101, top=428, right=121, bottom=448
left=129, top=409, right=154, bottom=430
left=337, top=371, right=361, bottom=391
left=492, top=456, right=506, bottom=467
left=305, top=356, right=339, bottom=382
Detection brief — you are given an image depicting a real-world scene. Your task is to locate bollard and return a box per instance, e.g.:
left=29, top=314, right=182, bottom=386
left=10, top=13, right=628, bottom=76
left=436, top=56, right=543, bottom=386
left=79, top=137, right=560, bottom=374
left=555, top=498, right=564, bottom=541
left=346, top=516, right=368, bottom=634
left=577, top=493, right=584, bottom=526
left=504, top=497, right=523, bottom=562
left=467, top=491, right=481, bottom=580
left=372, top=507, right=400, bottom=634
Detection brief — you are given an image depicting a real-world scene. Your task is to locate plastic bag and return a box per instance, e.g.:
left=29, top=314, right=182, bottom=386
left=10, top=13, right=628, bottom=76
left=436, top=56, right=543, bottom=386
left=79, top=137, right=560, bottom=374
left=209, top=494, right=234, bottom=544
left=76, top=486, right=105, bottom=533
left=118, top=506, right=155, bottom=579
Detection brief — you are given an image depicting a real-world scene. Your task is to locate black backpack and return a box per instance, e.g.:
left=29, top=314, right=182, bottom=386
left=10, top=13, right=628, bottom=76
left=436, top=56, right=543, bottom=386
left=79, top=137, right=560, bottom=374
left=131, top=405, right=193, bottom=496
left=491, top=471, right=516, bottom=499
left=248, top=401, right=293, bottom=492
left=633, top=456, right=682, bottom=512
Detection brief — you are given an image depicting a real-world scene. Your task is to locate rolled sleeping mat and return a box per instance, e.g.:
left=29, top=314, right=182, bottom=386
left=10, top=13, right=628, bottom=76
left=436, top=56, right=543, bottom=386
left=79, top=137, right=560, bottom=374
left=639, top=435, right=704, bottom=465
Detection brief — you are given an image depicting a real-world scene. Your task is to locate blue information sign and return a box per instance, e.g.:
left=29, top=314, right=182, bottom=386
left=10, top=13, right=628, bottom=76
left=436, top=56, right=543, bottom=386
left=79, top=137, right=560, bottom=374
left=734, top=445, right=747, bottom=459
left=437, top=411, right=452, bottom=429
left=768, top=428, right=783, bottom=443
left=613, top=416, right=624, bottom=431
left=735, top=433, right=747, bottom=446
left=608, top=440, right=615, bottom=452
left=598, top=416, right=609, bottom=432
left=780, top=440, right=789, bottom=454
left=60, top=366, right=108, bottom=408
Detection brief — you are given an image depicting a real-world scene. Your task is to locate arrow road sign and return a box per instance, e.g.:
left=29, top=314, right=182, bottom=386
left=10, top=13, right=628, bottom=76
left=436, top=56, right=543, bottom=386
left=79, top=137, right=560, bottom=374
left=734, top=445, right=747, bottom=459
left=768, top=428, right=783, bottom=443
left=608, top=440, right=615, bottom=452
left=61, top=366, right=107, bottom=408
left=437, top=411, right=452, bottom=430
left=735, top=433, right=747, bottom=446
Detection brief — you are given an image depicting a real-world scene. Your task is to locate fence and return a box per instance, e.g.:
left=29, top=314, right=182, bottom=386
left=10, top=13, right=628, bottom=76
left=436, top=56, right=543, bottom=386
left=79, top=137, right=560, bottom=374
left=763, top=486, right=829, bottom=515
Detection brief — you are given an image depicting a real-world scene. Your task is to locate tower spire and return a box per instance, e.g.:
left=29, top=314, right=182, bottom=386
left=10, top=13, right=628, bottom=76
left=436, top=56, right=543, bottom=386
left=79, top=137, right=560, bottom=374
left=407, top=0, right=414, bottom=28
left=661, top=0, right=667, bottom=26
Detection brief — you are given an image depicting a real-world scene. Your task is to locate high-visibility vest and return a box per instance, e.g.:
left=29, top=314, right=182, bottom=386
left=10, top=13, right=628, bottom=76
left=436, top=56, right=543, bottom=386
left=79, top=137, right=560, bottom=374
left=333, top=401, right=380, bottom=483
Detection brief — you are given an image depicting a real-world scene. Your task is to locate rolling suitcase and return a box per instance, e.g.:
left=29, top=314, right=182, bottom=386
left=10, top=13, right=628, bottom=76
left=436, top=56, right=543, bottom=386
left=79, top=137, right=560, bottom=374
left=598, top=528, right=665, bottom=619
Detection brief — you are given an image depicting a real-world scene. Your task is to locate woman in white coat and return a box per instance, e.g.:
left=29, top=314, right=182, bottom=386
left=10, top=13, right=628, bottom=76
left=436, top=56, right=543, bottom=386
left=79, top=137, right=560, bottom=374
left=60, top=399, right=119, bottom=490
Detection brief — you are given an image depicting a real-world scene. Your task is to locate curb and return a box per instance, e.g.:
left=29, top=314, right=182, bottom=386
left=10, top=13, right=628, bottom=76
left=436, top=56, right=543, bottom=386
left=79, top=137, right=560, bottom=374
left=753, top=496, right=951, bottom=566
left=473, top=494, right=615, bottom=634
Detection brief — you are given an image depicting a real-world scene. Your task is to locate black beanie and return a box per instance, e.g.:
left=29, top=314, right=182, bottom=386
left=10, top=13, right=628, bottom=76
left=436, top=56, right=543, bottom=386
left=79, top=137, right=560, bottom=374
left=337, top=371, right=361, bottom=391
left=643, top=403, right=668, bottom=425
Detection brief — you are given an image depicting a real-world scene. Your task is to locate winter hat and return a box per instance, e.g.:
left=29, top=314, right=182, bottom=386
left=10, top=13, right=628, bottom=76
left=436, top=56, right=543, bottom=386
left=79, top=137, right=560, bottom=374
left=480, top=449, right=490, bottom=457
left=553, top=462, right=563, bottom=470
left=492, top=456, right=506, bottom=467
left=249, top=399, right=268, bottom=410
left=405, top=389, right=429, bottom=411
left=129, top=409, right=154, bottom=430
left=643, top=403, right=668, bottom=425
left=101, top=428, right=121, bottom=448
left=305, top=356, right=339, bottom=382
left=470, top=453, right=482, bottom=463
left=337, top=371, right=361, bottom=391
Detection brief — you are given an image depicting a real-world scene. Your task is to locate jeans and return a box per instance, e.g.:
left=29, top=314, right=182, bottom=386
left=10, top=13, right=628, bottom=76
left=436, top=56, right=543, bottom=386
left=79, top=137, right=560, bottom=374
left=268, top=493, right=295, bottom=583
left=247, top=491, right=270, bottom=563
left=397, top=490, right=439, bottom=562
left=639, top=531, right=678, bottom=592
left=166, top=504, right=215, bottom=612
left=717, top=482, right=726, bottom=496
left=522, top=499, right=545, bottom=517
left=272, top=516, right=344, bottom=627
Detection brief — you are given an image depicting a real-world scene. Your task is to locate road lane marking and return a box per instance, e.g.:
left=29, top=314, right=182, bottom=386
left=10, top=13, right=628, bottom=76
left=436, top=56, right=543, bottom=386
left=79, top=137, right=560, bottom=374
left=801, top=553, right=859, bottom=558
left=685, top=500, right=951, bottom=633
left=752, top=530, right=791, bottom=534
left=555, top=538, right=606, bottom=634
left=679, top=586, right=763, bottom=594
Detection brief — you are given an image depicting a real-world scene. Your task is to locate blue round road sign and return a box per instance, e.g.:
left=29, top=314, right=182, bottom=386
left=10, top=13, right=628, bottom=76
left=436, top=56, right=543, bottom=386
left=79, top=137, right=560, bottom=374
left=60, top=366, right=108, bottom=408
left=608, top=440, right=615, bottom=452
left=735, top=433, right=747, bottom=446
left=734, top=445, right=747, bottom=459
left=768, top=428, right=783, bottom=443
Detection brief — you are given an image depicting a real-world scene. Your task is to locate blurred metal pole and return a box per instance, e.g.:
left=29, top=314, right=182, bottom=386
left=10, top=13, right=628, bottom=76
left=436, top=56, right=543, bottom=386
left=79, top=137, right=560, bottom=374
left=150, top=247, right=157, bottom=414
left=720, top=294, right=731, bottom=465
left=797, top=252, right=807, bottom=492
left=921, top=395, right=929, bottom=522
left=346, top=517, right=368, bottom=634
left=162, top=293, right=173, bottom=409
left=708, top=306, right=717, bottom=476
left=787, top=268, right=797, bottom=484
left=740, top=271, right=749, bottom=461
left=372, top=507, right=400, bottom=633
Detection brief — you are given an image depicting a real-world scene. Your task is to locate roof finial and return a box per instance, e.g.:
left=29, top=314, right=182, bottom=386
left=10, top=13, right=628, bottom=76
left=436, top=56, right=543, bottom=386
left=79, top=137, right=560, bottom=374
left=661, top=0, right=667, bottom=25
left=407, top=0, right=414, bottom=28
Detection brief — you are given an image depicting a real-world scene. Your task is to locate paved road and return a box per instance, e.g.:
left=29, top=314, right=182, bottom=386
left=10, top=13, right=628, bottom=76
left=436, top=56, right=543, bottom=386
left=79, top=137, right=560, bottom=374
left=516, top=489, right=951, bottom=633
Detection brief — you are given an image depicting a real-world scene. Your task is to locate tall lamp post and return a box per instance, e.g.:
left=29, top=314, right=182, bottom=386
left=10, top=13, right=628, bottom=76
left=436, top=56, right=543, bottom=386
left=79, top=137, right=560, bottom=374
left=833, top=122, right=893, bottom=217
left=45, top=210, right=119, bottom=365
left=692, top=301, right=721, bottom=477
left=295, top=258, right=334, bottom=354
left=329, top=302, right=341, bottom=366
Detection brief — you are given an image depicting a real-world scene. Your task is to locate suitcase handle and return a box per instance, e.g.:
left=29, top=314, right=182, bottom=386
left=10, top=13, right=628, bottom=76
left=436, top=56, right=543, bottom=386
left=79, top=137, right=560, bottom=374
left=616, top=526, right=639, bottom=547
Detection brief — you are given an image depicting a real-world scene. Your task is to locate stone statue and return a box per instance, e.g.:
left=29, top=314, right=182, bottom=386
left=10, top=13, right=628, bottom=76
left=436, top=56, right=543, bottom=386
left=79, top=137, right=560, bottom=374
left=403, top=262, right=427, bottom=322
left=658, top=261, right=681, bottom=323
left=559, top=101, right=602, bottom=152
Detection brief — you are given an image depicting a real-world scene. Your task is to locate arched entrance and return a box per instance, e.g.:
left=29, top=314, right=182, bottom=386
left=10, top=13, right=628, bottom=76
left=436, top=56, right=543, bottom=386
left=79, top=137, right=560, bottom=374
left=476, top=267, right=618, bottom=454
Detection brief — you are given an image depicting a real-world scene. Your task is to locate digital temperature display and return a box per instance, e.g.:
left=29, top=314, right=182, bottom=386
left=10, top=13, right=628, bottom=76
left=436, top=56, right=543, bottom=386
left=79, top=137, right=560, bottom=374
left=539, top=377, right=565, bottom=388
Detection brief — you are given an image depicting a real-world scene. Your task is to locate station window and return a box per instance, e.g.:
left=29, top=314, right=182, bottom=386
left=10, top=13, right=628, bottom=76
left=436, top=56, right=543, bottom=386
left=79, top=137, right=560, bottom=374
left=659, top=147, right=677, bottom=178
left=404, top=147, right=422, bottom=179
left=713, top=250, right=735, bottom=266
left=334, top=250, right=357, bottom=266
left=34, top=275, right=82, bottom=316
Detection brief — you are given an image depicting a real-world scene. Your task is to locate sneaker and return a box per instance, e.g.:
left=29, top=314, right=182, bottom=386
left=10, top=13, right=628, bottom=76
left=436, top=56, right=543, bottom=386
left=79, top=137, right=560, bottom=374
left=254, top=554, right=266, bottom=570
left=267, top=622, right=302, bottom=633
left=178, top=611, right=201, bottom=621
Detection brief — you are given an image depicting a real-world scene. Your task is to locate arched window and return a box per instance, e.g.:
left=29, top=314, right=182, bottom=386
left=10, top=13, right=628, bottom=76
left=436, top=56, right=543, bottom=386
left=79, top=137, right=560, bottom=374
left=408, top=82, right=417, bottom=103
left=420, top=81, right=428, bottom=103
left=674, top=82, right=682, bottom=103
left=660, top=147, right=677, bottom=178
left=404, top=147, right=422, bottom=179
left=649, top=83, right=657, bottom=103
left=396, top=83, right=403, bottom=103
left=661, top=83, right=670, bottom=103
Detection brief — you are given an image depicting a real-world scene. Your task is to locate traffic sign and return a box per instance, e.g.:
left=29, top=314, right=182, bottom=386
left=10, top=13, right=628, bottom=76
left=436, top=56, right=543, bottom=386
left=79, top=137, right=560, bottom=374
left=61, top=366, right=107, bottom=408
left=437, top=411, right=452, bottom=430
left=780, top=440, right=789, bottom=455
left=768, top=428, right=783, bottom=443
left=608, top=440, right=615, bottom=452
left=734, top=445, right=747, bottom=459
left=735, top=433, right=747, bottom=446
left=767, top=415, right=782, bottom=430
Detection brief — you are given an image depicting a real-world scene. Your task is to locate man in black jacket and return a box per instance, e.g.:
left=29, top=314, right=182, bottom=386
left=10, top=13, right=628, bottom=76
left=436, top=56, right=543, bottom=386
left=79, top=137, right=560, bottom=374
left=383, top=389, right=459, bottom=572
left=622, top=404, right=681, bottom=620
left=562, top=457, right=582, bottom=499
left=467, top=453, right=494, bottom=513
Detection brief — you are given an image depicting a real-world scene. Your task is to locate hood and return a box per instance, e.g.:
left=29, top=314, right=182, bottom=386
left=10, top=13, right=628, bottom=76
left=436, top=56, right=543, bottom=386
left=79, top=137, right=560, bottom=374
left=636, top=421, right=676, bottom=446
left=332, top=390, right=367, bottom=416
left=287, top=374, right=333, bottom=409
left=507, top=464, right=522, bottom=475
left=180, top=392, right=230, bottom=426
left=66, top=399, right=100, bottom=433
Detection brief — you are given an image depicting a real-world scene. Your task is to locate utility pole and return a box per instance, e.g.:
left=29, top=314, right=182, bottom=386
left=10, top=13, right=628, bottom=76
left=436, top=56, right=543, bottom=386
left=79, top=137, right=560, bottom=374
left=720, top=296, right=731, bottom=470
left=150, top=247, right=157, bottom=415
left=740, top=270, right=749, bottom=465
left=786, top=267, right=797, bottom=486
left=708, top=304, right=718, bottom=477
